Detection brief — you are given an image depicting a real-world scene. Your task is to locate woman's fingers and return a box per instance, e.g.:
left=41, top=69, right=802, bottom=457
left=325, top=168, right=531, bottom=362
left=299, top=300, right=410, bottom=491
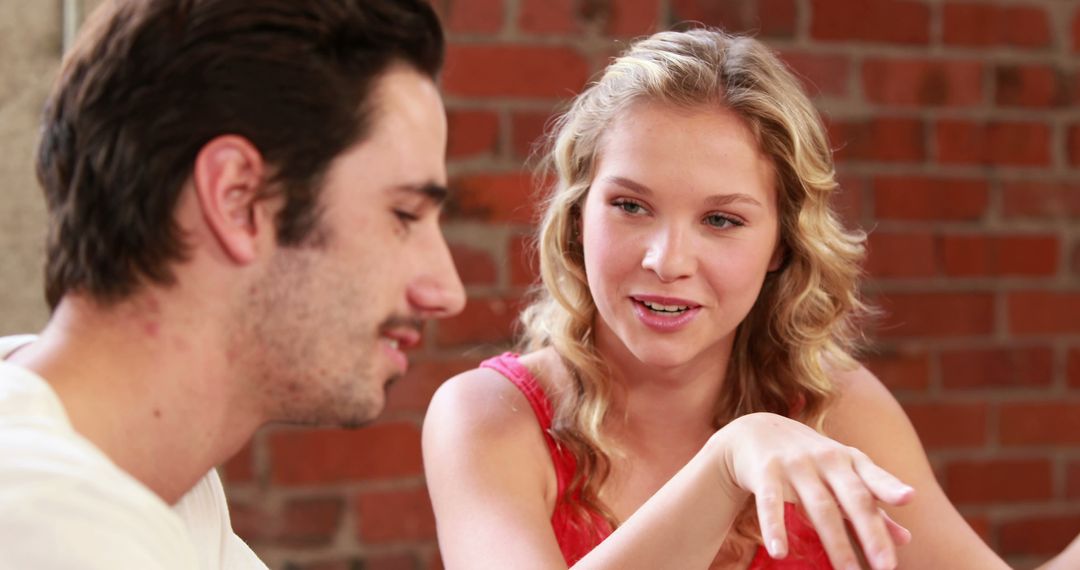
left=754, top=463, right=789, bottom=559
left=882, top=508, right=912, bottom=546
left=851, top=449, right=915, bottom=506
left=820, top=452, right=897, bottom=570
left=787, top=457, right=863, bottom=570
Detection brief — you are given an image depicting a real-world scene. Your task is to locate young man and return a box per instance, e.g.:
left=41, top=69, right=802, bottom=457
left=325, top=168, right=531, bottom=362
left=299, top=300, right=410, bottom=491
left=0, top=1, right=464, bottom=567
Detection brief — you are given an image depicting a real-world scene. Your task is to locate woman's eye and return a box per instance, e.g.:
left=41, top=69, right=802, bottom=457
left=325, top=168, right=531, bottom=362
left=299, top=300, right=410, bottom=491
left=614, top=200, right=645, bottom=215
left=704, top=214, right=744, bottom=229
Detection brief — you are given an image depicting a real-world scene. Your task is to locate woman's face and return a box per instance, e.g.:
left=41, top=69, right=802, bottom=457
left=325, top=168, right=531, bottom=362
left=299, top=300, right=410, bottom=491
left=580, top=101, right=782, bottom=371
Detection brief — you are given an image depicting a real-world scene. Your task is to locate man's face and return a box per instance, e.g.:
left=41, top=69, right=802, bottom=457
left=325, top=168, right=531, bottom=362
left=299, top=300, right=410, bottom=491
left=239, top=65, right=465, bottom=427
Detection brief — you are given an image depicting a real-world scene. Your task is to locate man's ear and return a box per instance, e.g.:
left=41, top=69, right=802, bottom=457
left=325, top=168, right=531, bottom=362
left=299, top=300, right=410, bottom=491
left=191, top=135, right=269, bottom=265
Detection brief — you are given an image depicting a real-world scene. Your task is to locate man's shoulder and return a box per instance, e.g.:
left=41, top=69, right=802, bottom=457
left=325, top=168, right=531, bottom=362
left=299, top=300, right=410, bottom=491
left=0, top=370, right=187, bottom=549
left=0, top=440, right=199, bottom=569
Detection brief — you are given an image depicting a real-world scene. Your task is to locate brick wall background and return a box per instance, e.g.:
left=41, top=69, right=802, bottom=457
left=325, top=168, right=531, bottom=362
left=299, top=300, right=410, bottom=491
left=1, top=0, right=1078, bottom=569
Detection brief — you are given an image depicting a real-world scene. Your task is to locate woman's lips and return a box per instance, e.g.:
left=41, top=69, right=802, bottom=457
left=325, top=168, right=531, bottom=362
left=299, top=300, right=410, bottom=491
left=631, top=298, right=702, bottom=332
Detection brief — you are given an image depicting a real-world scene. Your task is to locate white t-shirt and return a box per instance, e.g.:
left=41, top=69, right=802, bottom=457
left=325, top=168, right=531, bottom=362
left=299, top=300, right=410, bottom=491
left=0, top=335, right=266, bottom=569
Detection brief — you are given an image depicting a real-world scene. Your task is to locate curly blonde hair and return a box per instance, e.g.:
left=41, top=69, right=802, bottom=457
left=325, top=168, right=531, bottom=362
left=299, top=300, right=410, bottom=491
left=518, top=28, right=874, bottom=560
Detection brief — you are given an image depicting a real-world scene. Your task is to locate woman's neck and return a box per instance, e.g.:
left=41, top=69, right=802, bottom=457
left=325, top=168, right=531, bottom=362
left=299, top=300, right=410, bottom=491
left=593, top=320, right=734, bottom=445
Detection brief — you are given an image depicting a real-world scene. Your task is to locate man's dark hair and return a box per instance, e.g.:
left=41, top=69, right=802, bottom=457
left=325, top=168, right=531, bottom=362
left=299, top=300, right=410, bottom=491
left=36, top=0, right=445, bottom=308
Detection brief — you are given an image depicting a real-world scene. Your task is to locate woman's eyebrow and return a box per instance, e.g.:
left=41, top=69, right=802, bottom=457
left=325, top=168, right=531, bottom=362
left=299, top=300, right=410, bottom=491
left=600, top=175, right=763, bottom=208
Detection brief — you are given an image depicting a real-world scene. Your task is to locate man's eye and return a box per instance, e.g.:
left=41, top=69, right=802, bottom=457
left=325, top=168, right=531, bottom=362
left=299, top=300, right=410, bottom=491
left=394, top=210, right=420, bottom=223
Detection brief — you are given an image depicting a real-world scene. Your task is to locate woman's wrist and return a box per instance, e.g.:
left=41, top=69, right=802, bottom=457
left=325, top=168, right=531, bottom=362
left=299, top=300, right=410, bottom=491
left=706, top=424, right=752, bottom=506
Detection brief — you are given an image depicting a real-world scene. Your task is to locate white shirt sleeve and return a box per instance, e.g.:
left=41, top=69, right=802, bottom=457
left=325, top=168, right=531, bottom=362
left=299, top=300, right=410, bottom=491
left=0, top=476, right=200, bottom=570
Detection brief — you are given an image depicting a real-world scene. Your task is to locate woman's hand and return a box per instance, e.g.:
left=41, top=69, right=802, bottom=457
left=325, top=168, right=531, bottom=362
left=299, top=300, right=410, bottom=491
left=712, top=412, right=915, bottom=570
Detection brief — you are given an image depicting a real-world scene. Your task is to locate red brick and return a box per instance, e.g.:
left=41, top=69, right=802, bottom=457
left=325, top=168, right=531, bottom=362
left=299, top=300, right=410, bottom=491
left=443, top=45, right=589, bottom=98
left=862, top=58, right=982, bottom=107
left=1068, top=459, right=1080, bottom=498
left=1001, top=402, right=1080, bottom=445
left=865, top=350, right=930, bottom=391
left=510, top=233, right=539, bottom=286
left=439, top=0, right=504, bottom=34
left=1070, top=125, right=1080, bottom=166
left=296, top=557, right=414, bottom=570
left=940, top=234, right=1059, bottom=277
left=278, top=498, right=345, bottom=546
left=810, top=0, right=930, bottom=44
left=435, top=295, right=522, bottom=346
left=228, top=502, right=264, bottom=545
left=384, top=357, right=480, bottom=414
left=1074, top=8, right=1080, bottom=52
left=830, top=117, right=925, bottom=163
left=964, top=514, right=991, bottom=544
left=865, top=232, right=936, bottom=278
left=759, top=0, right=799, bottom=37
left=944, top=458, right=1052, bottom=504
left=831, top=173, right=864, bottom=227
left=1000, top=514, right=1080, bottom=556
left=450, top=172, right=539, bottom=224
left=511, top=110, right=552, bottom=160
left=1002, top=181, right=1080, bottom=219
left=995, top=65, right=1065, bottom=108
left=222, top=441, right=255, bottom=483
left=940, top=346, right=1053, bottom=390
left=936, top=120, right=1051, bottom=166
left=943, top=3, right=1051, bottom=49
left=365, top=555, right=417, bottom=570
left=269, top=423, right=422, bottom=485
left=1008, top=291, right=1080, bottom=335
left=356, top=487, right=436, bottom=543
left=873, top=176, right=988, bottom=221
left=448, top=243, right=497, bottom=286
left=1069, top=348, right=1080, bottom=388
left=607, top=0, right=662, bottom=37
left=877, top=292, right=995, bottom=338
left=230, top=497, right=344, bottom=547
left=902, top=402, right=987, bottom=449
left=519, top=0, right=579, bottom=34
left=780, top=51, right=851, bottom=98
left=670, top=0, right=757, bottom=34
left=446, top=110, right=499, bottom=160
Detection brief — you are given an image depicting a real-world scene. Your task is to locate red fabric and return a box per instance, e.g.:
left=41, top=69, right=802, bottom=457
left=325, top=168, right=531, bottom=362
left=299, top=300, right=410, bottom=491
left=481, top=353, right=833, bottom=569
left=480, top=353, right=613, bottom=564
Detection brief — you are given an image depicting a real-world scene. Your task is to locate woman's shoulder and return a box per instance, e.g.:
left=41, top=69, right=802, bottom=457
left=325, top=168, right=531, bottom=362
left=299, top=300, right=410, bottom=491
left=821, top=362, right=919, bottom=454
left=425, top=348, right=564, bottom=440
left=423, top=351, right=560, bottom=503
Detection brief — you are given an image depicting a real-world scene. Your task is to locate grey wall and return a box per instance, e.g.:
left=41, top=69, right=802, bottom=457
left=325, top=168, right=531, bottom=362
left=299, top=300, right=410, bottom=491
left=0, top=0, right=103, bottom=334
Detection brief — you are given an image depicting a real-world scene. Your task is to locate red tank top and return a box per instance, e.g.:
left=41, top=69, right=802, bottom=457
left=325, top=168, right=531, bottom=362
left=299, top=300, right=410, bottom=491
left=482, top=353, right=833, bottom=569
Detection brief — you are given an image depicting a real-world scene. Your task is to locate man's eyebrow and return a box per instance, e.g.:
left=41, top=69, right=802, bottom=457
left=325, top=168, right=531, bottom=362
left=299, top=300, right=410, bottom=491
left=600, top=175, right=763, bottom=209
left=396, top=182, right=450, bottom=206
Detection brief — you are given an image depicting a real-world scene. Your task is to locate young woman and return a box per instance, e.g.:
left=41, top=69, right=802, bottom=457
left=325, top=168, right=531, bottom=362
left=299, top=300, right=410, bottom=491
left=423, top=29, right=1062, bottom=569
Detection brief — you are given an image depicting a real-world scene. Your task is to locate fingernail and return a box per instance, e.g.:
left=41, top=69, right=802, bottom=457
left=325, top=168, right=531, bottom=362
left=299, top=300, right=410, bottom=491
left=768, top=539, right=786, bottom=558
left=845, top=563, right=860, bottom=570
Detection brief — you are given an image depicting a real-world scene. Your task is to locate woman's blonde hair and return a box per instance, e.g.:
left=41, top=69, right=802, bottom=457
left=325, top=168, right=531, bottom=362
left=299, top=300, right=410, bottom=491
left=519, top=28, right=874, bottom=559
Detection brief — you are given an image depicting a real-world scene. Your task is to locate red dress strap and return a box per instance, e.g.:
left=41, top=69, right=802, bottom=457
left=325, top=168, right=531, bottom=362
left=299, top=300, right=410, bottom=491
left=479, top=352, right=570, bottom=496
left=480, top=353, right=612, bottom=564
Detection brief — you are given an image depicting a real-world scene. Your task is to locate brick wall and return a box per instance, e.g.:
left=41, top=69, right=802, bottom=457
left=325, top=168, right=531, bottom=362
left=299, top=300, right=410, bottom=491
left=218, top=1, right=1079, bottom=568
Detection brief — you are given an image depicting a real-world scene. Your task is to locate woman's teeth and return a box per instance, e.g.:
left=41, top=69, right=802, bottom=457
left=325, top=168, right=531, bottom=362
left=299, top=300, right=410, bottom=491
left=642, top=300, right=689, bottom=313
